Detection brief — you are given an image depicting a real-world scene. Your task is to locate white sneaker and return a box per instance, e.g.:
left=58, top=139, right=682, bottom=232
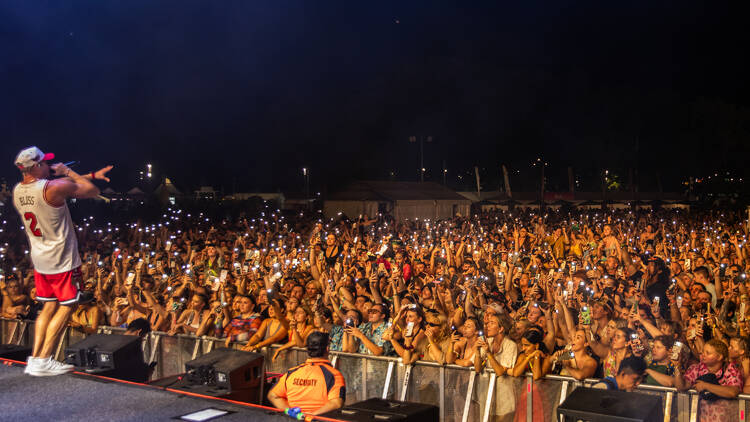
left=24, top=356, right=40, bottom=375
left=28, top=357, right=74, bottom=376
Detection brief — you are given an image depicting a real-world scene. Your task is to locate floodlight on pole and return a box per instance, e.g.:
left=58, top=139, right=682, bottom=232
left=302, top=167, right=310, bottom=209
left=409, top=135, right=432, bottom=182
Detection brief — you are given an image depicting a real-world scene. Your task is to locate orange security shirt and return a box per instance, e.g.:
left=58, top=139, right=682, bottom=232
left=270, top=358, right=346, bottom=414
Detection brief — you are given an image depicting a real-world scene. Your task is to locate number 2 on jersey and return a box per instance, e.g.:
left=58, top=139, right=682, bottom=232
left=24, top=212, right=42, bottom=237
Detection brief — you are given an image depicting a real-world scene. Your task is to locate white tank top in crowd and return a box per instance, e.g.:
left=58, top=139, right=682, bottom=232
left=12, top=179, right=81, bottom=274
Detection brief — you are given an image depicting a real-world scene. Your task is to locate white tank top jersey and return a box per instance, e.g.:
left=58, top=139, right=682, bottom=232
left=12, top=179, right=81, bottom=274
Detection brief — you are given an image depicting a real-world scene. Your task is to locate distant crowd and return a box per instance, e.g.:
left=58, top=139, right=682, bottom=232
left=1, top=206, right=749, bottom=420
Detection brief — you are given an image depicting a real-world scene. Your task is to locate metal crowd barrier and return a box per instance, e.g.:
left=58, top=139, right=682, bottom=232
left=2, top=318, right=748, bottom=422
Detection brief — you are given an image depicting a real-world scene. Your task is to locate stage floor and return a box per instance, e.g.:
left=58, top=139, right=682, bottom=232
left=0, top=359, right=335, bottom=422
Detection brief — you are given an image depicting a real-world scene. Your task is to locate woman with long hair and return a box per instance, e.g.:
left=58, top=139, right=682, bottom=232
left=422, top=310, right=452, bottom=363
left=589, top=325, right=635, bottom=378
left=447, top=317, right=482, bottom=367
left=512, top=327, right=551, bottom=422
left=383, top=305, right=426, bottom=365
left=242, top=300, right=288, bottom=352
left=272, top=306, right=314, bottom=361
left=169, top=294, right=210, bottom=335
left=512, top=327, right=550, bottom=380
left=545, top=328, right=598, bottom=380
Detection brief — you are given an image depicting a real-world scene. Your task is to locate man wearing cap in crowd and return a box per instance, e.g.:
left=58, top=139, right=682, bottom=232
left=268, top=331, right=346, bottom=416
left=590, top=299, right=613, bottom=340
left=12, top=146, right=112, bottom=376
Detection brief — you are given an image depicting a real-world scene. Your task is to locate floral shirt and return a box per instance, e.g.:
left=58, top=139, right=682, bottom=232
left=329, top=324, right=344, bottom=352
left=683, top=362, right=743, bottom=422
left=602, top=352, right=618, bottom=378
left=357, top=322, right=395, bottom=356
left=683, top=362, right=743, bottom=387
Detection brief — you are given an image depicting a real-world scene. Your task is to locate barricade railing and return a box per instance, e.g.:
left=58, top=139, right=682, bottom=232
left=3, top=318, right=748, bottom=422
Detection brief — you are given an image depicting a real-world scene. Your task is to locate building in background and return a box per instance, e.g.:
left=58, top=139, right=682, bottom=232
left=195, top=186, right=217, bottom=201
left=155, top=177, right=184, bottom=206
left=224, top=192, right=285, bottom=209
left=324, top=181, right=471, bottom=220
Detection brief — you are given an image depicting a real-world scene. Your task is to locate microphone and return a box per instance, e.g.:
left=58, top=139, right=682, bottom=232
left=57, top=161, right=111, bottom=203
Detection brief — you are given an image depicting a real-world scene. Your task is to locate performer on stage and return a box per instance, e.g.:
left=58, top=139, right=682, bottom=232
left=12, top=146, right=112, bottom=376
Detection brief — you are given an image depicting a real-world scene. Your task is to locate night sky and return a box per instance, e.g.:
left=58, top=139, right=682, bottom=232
left=1, top=2, right=749, bottom=194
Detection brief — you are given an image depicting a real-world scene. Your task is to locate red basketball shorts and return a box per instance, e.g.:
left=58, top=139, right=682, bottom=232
left=34, top=267, right=82, bottom=305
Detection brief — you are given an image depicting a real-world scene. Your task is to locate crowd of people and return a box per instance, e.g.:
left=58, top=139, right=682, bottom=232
left=1, top=205, right=750, bottom=419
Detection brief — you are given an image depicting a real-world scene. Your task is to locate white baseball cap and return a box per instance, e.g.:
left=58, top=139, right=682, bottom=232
left=14, top=146, right=55, bottom=170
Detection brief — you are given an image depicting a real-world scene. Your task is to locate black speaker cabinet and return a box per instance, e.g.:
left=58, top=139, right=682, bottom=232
left=0, top=344, right=32, bottom=361
left=557, top=387, right=663, bottom=422
left=169, top=348, right=264, bottom=404
left=323, top=398, right=439, bottom=422
left=64, top=334, right=148, bottom=382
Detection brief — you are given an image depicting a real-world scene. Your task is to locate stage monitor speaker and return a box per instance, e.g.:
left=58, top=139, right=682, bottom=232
left=64, top=334, right=149, bottom=382
left=0, top=344, right=32, bottom=361
left=170, top=348, right=264, bottom=404
left=557, top=387, right=663, bottom=422
left=322, top=398, right=439, bottom=422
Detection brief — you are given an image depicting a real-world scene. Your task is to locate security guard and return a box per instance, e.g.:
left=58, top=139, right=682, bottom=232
left=268, top=331, right=346, bottom=415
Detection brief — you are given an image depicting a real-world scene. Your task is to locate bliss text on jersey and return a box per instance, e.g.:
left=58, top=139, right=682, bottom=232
left=18, top=195, right=35, bottom=206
